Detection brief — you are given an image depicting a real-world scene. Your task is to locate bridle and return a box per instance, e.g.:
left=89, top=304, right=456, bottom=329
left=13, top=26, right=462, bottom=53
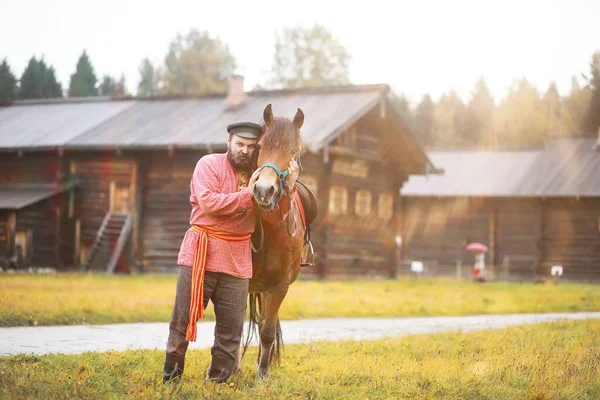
left=251, top=153, right=303, bottom=253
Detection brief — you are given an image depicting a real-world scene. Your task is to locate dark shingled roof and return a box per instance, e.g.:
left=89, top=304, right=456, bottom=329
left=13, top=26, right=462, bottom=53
left=402, top=137, right=600, bottom=198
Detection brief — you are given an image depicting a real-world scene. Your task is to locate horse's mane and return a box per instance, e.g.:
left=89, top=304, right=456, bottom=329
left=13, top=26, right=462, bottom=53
left=260, top=117, right=305, bottom=155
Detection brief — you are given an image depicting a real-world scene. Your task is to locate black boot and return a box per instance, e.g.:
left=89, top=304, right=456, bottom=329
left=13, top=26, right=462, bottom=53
left=206, top=356, right=233, bottom=383
left=163, top=353, right=185, bottom=383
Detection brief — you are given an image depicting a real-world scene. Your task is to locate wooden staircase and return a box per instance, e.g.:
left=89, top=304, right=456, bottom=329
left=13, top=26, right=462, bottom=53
left=84, top=212, right=132, bottom=273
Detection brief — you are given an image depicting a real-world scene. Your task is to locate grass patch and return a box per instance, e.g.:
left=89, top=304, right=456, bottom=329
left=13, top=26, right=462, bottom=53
left=1, top=273, right=599, bottom=327
left=1, top=319, right=599, bottom=399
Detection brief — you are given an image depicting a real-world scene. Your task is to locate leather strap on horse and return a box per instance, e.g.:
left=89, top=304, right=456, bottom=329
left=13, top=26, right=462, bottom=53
left=186, top=225, right=251, bottom=342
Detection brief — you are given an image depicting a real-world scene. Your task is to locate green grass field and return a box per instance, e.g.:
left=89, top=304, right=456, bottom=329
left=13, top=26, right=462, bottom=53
left=1, top=319, right=599, bottom=399
left=1, top=273, right=599, bottom=327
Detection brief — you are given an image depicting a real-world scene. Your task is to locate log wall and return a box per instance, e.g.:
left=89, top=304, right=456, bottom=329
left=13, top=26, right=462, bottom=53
left=401, top=196, right=600, bottom=282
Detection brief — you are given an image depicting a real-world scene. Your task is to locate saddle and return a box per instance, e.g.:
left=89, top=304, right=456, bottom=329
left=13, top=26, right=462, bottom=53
left=295, top=179, right=318, bottom=226
left=294, top=179, right=318, bottom=267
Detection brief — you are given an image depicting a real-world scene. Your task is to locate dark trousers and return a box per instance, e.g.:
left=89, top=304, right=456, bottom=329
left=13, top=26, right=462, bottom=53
left=163, top=266, right=249, bottom=383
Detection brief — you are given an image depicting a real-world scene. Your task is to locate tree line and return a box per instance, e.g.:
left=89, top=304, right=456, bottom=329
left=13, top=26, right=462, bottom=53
left=0, top=24, right=598, bottom=149
left=0, top=24, right=350, bottom=101
left=394, top=70, right=598, bottom=149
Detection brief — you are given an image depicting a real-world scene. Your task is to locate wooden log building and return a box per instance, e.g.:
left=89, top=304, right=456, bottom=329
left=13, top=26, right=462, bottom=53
left=399, top=136, right=600, bottom=282
left=0, top=80, right=436, bottom=279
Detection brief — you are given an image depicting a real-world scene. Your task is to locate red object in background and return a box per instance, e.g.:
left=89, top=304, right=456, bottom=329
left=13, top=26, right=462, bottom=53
left=471, top=268, right=482, bottom=277
left=466, top=242, right=488, bottom=253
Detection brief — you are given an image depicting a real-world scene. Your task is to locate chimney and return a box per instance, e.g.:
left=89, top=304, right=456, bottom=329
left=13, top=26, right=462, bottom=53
left=226, top=75, right=247, bottom=109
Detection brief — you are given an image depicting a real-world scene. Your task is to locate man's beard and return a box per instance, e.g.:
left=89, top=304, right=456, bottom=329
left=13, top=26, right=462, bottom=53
left=227, top=149, right=252, bottom=171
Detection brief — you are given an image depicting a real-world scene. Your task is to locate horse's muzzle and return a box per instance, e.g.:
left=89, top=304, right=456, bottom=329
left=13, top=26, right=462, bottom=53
left=254, top=183, right=277, bottom=210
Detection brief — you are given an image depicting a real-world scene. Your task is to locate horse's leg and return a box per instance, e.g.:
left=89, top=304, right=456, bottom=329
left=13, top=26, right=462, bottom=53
left=232, top=345, right=243, bottom=375
left=257, top=287, right=288, bottom=379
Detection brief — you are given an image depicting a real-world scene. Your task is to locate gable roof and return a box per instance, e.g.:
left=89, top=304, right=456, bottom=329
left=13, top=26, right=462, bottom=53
left=401, top=137, right=600, bottom=198
left=0, top=84, right=435, bottom=174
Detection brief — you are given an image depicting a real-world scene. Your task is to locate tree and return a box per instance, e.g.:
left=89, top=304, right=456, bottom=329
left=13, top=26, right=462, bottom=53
left=581, top=51, right=600, bottom=133
left=563, top=76, right=592, bottom=134
left=99, top=75, right=116, bottom=96
left=432, top=90, right=466, bottom=147
left=268, top=23, right=351, bottom=89
left=389, top=91, right=414, bottom=131
left=0, top=58, right=18, bottom=103
left=98, top=73, right=128, bottom=97
left=492, top=78, right=548, bottom=148
left=137, top=58, right=162, bottom=96
left=541, top=82, right=570, bottom=136
left=19, top=56, right=62, bottom=99
left=68, top=50, right=98, bottom=97
left=161, top=29, right=235, bottom=95
left=116, top=74, right=128, bottom=97
left=413, top=95, right=435, bottom=146
left=463, top=77, right=495, bottom=147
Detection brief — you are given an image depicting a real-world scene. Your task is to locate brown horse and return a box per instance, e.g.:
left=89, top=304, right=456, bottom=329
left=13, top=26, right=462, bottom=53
left=237, top=104, right=307, bottom=379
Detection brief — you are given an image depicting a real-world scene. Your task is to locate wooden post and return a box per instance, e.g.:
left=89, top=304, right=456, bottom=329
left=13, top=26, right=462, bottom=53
left=131, top=160, right=139, bottom=257
left=55, top=207, right=61, bottom=267
left=7, top=212, right=16, bottom=259
left=534, top=199, right=545, bottom=279
left=74, top=218, right=81, bottom=267
left=489, top=208, right=497, bottom=267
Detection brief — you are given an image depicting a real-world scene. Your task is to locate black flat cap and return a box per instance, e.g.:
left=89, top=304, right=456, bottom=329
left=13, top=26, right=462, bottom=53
left=227, top=122, right=263, bottom=139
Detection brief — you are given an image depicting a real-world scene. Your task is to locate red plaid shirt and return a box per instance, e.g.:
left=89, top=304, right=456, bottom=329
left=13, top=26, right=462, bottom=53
left=177, top=153, right=294, bottom=278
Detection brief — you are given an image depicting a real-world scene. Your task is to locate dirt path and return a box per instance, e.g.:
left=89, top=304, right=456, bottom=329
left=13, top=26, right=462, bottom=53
left=2, top=312, right=599, bottom=357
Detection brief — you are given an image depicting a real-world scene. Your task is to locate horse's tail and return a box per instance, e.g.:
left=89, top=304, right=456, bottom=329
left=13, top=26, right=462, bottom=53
left=241, top=293, right=284, bottom=366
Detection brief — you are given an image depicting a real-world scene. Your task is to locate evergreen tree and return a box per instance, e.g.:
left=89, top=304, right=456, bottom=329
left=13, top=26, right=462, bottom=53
left=463, top=77, right=495, bottom=147
left=99, top=75, right=116, bottom=96
left=19, top=56, right=62, bottom=99
left=116, top=73, right=129, bottom=97
left=68, top=50, right=98, bottom=97
left=137, top=58, right=162, bottom=96
left=581, top=51, right=600, bottom=133
left=433, top=90, right=466, bottom=147
left=389, top=91, right=414, bottom=131
left=563, top=76, right=592, bottom=134
left=413, top=95, right=435, bottom=146
left=541, top=82, right=569, bottom=136
left=0, top=58, right=18, bottom=103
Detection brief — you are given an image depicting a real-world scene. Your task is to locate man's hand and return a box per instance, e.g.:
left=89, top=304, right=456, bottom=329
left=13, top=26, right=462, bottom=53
left=285, top=159, right=299, bottom=190
left=248, top=169, right=260, bottom=199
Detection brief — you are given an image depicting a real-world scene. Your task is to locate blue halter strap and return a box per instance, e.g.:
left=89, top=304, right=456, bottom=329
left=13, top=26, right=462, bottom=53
left=259, top=163, right=289, bottom=194
left=258, top=153, right=303, bottom=194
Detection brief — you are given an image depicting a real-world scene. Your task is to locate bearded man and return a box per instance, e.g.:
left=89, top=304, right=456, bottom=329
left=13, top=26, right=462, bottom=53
left=162, top=121, right=299, bottom=383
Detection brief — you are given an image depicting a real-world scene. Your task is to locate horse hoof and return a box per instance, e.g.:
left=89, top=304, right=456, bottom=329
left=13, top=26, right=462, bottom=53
left=256, top=369, right=269, bottom=380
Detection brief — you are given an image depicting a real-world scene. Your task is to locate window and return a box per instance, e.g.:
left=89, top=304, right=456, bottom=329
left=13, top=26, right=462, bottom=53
left=14, top=230, right=32, bottom=262
left=355, top=190, right=372, bottom=216
left=300, top=175, right=318, bottom=197
left=328, top=186, right=348, bottom=215
left=378, top=193, right=394, bottom=220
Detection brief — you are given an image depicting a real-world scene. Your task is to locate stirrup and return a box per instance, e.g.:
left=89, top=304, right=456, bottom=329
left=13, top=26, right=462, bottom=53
left=300, top=241, right=315, bottom=267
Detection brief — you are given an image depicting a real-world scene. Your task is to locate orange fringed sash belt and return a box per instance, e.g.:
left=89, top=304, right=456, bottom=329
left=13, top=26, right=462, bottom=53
left=185, top=225, right=251, bottom=342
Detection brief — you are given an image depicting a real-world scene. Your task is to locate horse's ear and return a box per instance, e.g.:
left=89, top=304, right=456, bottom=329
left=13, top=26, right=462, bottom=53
left=293, top=108, right=304, bottom=129
left=263, top=104, right=274, bottom=127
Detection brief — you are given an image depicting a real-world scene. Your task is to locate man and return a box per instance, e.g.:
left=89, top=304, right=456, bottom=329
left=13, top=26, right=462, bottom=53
left=163, top=121, right=299, bottom=383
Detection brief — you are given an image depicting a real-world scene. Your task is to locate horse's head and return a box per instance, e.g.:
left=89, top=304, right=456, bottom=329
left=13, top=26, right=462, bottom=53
left=253, top=104, right=305, bottom=210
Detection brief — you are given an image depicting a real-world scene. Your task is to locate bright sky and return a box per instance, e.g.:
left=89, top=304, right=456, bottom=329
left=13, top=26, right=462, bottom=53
left=1, top=0, right=598, bottom=105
